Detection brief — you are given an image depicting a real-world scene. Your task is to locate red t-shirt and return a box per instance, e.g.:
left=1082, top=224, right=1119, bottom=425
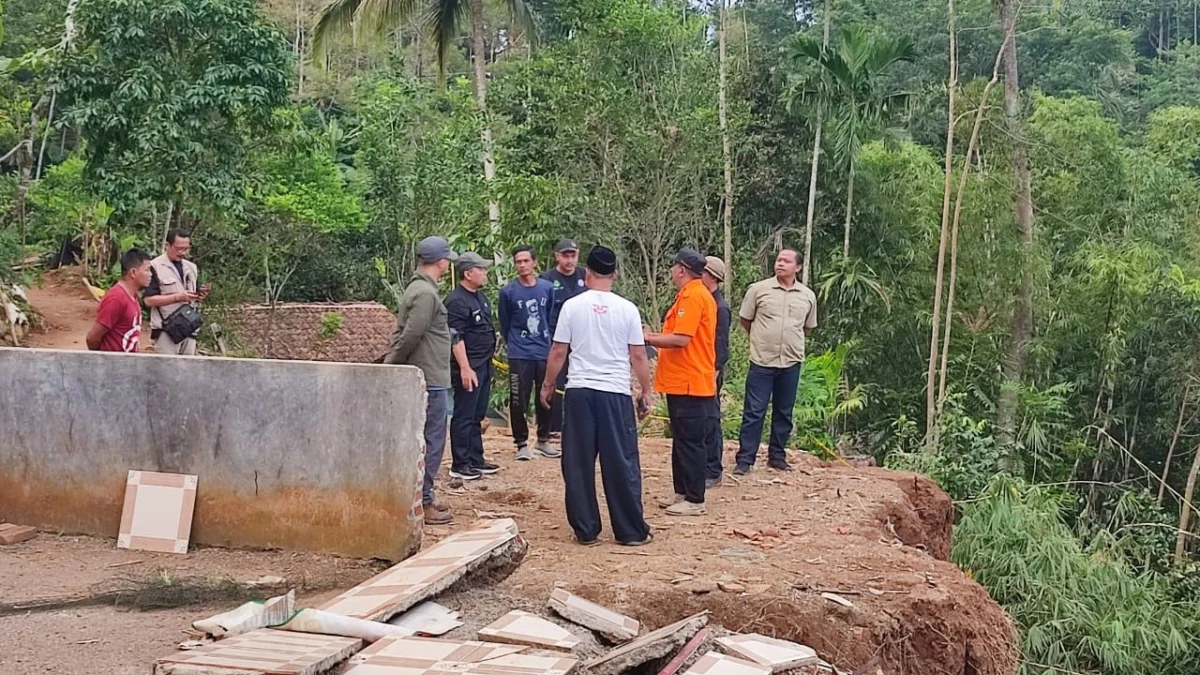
left=96, top=284, right=142, bottom=353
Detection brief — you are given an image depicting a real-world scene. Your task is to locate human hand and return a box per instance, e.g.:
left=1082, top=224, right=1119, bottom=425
left=461, top=367, right=479, bottom=391
left=176, top=291, right=200, bottom=303
left=637, top=392, right=653, bottom=421
left=540, top=383, right=555, bottom=410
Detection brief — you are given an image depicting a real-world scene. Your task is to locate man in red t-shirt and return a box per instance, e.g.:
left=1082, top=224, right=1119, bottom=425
left=87, top=249, right=152, bottom=353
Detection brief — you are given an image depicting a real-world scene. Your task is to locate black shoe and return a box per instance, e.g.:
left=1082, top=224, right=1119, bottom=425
left=705, top=474, right=724, bottom=489
left=474, top=461, right=501, bottom=475
left=767, top=459, right=792, bottom=472
left=733, top=463, right=752, bottom=476
left=449, top=466, right=482, bottom=480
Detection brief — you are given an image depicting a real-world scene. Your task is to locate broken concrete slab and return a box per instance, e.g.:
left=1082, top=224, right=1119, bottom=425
left=584, top=613, right=707, bottom=675
left=153, top=628, right=361, bottom=675
left=655, top=627, right=711, bottom=675
left=343, top=635, right=579, bottom=675
left=684, top=652, right=772, bottom=675
left=477, top=610, right=583, bottom=652
left=193, top=590, right=296, bottom=639
left=714, top=634, right=819, bottom=672
left=548, top=589, right=640, bottom=643
left=0, top=523, right=36, bottom=545
left=388, top=601, right=462, bottom=636
left=277, top=608, right=414, bottom=642
left=320, top=518, right=525, bottom=622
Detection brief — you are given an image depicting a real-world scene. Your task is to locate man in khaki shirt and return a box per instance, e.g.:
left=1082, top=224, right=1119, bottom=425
left=734, top=249, right=817, bottom=474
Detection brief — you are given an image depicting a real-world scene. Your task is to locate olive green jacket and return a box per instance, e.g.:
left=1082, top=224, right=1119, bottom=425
left=383, top=271, right=451, bottom=389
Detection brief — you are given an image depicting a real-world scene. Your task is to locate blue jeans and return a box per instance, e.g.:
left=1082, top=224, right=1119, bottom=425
left=423, top=388, right=449, bottom=504
left=736, top=363, right=801, bottom=467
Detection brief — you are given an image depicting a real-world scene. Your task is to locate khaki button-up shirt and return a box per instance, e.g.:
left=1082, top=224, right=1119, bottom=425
left=739, top=277, right=818, bottom=368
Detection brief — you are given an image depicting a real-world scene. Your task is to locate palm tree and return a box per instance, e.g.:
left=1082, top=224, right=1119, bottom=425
left=312, top=0, right=535, bottom=232
left=789, top=25, right=914, bottom=259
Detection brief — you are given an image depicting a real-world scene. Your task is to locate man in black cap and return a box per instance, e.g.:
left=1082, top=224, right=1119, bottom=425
left=541, top=246, right=654, bottom=546
left=702, top=256, right=731, bottom=487
left=384, top=235, right=458, bottom=525
left=445, top=252, right=499, bottom=481
left=540, top=238, right=587, bottom=436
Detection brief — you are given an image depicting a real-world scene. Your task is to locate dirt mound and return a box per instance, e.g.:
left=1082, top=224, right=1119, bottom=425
left=432, top=434, right=1019, bottom=675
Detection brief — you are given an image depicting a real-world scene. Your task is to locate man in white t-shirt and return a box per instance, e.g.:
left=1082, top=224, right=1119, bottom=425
left=540, top=245, right=654, bottom=547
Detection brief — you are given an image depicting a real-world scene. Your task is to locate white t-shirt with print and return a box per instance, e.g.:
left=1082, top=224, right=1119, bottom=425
left=553, top=289, right=644, bottom=395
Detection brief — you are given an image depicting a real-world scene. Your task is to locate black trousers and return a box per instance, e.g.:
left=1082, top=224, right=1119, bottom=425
left=548, top=359, right=569, bottom=434
left=561, top=388, right=650, bottom=544
left=450, top=362, right=492, bottom=472
left=668, top=394, right=717, bottom=504
left=705, top=378, right=724, bottom=480
left=509, top=358, right=550, bottom=446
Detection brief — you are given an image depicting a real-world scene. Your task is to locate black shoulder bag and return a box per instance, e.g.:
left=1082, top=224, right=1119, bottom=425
left=162, top=303, right=204, bottom=343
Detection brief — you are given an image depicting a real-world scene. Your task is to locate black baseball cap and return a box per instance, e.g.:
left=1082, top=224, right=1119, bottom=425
left=554, top=238, right=580, bottom=253
left=586, top=246, right=618, bottom=275
left=672, top=248, right=707, bottom=275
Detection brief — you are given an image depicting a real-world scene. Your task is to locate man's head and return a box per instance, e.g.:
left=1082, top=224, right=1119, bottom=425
left=702, top=256, right=726, bottom=292
left=512, top=245, right=537, bottom=280
left=121, top=248, right=153, bottom=289
left=554, top=239, right=579, bottom=275
left=584, top=245, right=618, bottom=285
left=670, top=248, right=705, bottom=289
left=456, top=252, right=492, bottom=290
left=164, top=230, right=191, bottom=262
left=774, top=248, right=802, bottom=282
left=416, top=236, right=459, bottom=280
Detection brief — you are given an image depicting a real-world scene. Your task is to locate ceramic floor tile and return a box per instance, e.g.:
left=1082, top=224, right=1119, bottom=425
left=684, top=652, right=772, bottom=675
left=477, top=611, right=582, bottom=651
left=547, top=589, right=640, bottom=642
left=118, top=470, right=197, bottom=554
left=389, top=601, right=463, bottom=636
left=153, top=628, right=362, bottom=675
left=345, top=637, right=577, bottom=675
left=714, top=634, right=818, bottom=672
left=321, top=519, right=519, bottom=621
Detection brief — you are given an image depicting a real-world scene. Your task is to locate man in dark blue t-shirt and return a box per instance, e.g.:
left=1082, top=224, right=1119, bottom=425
left=499, top=245, right=560, bottom=461
left=540, top=238, right=588, bottom=434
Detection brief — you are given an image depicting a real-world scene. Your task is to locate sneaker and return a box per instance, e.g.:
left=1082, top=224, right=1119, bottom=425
left=424, top=506, right=453, bottom=525
left=428, top=499, right=451, bottom=513
left=449, top=466, right=482, bottom=480
left=516, top=444, right=534, bottom=461
left=767, top=459, right=793, bottom=472
left=620, top=532, right=654, bottom=547
left=475, top=461, right=501, bottom=475
left=665, top=500, right=707, bottom=516
left=733, top=463, right=752, bottom=476
left=657, top=493, right=685, bottom=509
left=536, top=440, right=562, bottom=458
left=705, top=474, right=724, bottom=489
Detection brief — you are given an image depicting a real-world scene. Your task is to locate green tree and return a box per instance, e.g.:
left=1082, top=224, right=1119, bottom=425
left=53, top=0, right=292, bottom=229
left=789, top=24, right=915, bottom=260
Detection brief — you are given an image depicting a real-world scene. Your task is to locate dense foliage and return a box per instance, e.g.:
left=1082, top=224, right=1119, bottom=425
left=7, top=0, right=1200, bottom=671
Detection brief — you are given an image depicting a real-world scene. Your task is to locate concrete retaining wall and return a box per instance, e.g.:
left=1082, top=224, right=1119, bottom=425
left=0, top=348, right=426, bottom=560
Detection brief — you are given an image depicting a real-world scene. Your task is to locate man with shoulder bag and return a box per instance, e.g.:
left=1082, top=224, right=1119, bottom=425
left=144, top=230, right=209, bottom=355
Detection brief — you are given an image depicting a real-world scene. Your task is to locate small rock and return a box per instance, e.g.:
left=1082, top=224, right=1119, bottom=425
left=732, top=527, right=759, bottom=540
left=821, top=592, right=854, bottom=608
left=717, top=581, right=746, bottom=593
left=741, top=494, right=762, bottom=501
left=760, top=527, right=782, bottom=538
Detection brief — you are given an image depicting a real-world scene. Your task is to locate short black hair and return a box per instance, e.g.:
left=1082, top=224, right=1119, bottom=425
left=121, top=248, right=151, bottom=274
left=512, top=245, right=536, bottom=260
left=166, top=229, right=191, bottom=245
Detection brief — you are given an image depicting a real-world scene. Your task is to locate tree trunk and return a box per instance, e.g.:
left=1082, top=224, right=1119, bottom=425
left=801, top=0, right=831, bottom=286
left=1160, top=378, right=1193, bottom=506
left=995, top=0, right=1035, bottom=444
left=35, top=91, right=56, bottom=180
left=927, top=0, right=957, bottom=443
left=1175, top=439, right=1200, bottom=564
left=842, top=159, right=854, bottom=259
left=295, top=0, right=305, bottom=97
left=470, top=0, right=500, bottom=231
left=718, top=0, right=733, bottom=284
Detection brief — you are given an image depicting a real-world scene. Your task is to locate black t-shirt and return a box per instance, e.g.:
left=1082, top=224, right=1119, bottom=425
left=540, top=267, right=587, bottom=333
left=445, top=285, right=496, bottom=370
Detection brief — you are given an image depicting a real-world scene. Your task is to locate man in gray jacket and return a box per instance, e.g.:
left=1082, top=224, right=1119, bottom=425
left=384, top=236, right=458, bottom=525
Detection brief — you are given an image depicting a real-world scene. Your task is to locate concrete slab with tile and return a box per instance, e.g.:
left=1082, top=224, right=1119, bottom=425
left=547, top=589, right=640, bottom=642
left=477, top=610, right=583, bottom=652
left=320, top=519, right=521, bottom=622
left=714, top=634, right=819, bottom=672
left=118, top=471, right=197, bottom=554
left=584, top=613, right=708, bottom=675
left=344, top=635, right=579, bottom=675
left=153, top=628, right=362, bottom=675
left=683, top=652, right=773, bottom=675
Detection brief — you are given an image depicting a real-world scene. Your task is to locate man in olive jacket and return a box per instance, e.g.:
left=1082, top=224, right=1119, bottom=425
left=384, top=236, right=458, bottom=525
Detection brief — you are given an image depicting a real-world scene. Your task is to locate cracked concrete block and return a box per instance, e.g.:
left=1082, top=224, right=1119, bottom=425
left=548, top=589, right=640, bottom=643
left=714, top=634, right=819, bottom=672
left=683, top=652, right=772, bottom=675
left=585, top=613, right=708, bottom=675
left=477, top=610, right=583, bottom=652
